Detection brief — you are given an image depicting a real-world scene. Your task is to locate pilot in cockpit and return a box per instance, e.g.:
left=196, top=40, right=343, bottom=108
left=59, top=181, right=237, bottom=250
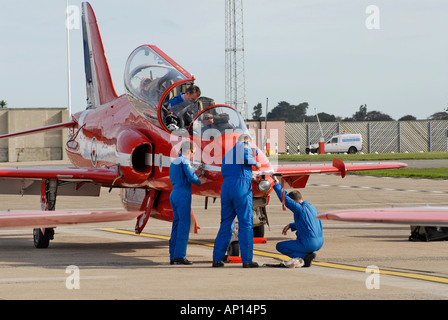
left=201, top=112, right=218, bottom=138
left=168, top=85, right=201, bottom=112
left=139, top=78, right=153, bottom=101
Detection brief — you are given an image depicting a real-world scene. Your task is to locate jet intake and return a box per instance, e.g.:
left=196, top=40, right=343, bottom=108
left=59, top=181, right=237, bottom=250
left=132, top=144, right=151, bottom=173
left=117, top=129, right=153, bottom=186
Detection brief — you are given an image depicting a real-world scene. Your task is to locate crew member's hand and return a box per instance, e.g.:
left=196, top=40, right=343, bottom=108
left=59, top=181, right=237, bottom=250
left=282, top=224, right=290, bottom=236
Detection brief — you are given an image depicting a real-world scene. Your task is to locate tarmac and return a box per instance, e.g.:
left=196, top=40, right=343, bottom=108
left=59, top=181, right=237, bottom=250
left=1, top=159, right=448, bottom=301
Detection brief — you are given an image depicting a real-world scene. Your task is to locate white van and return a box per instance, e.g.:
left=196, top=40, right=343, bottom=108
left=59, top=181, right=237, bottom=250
left=306, top=133, right=363, bottom=154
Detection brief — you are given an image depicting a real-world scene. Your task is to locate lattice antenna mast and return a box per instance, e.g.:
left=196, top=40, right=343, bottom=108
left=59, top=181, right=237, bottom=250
left=225, top=0, right=246, bottom=118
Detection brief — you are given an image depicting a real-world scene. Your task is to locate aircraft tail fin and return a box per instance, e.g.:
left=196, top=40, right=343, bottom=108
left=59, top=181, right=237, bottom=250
left=81, top=2, right=117, bottom=107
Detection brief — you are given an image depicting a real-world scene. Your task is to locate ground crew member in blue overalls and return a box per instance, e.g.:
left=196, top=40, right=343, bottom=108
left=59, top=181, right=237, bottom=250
left=212, top=134, right=261, bottom=268
left=169, top=141, right=202, bottom=265
left=272, top=176, right=324, bottom=267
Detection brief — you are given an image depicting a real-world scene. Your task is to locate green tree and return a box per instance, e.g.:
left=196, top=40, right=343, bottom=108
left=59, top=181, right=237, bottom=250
left=0, top=100, right=7, bottom=108
left=267, top=101, right=308, bottom=122
left=399, top=115, right=417, bottom=121
left=251, top=103, right=262, bottom=120
left=343, top=104, right=393, bottom=121
left=353, top=104, right=367, bottom=121
left=304, top=112, right=336, bottom=122
left=428, top=111, right=448, bottom=120
left=366, top=110, right=394, bottom=121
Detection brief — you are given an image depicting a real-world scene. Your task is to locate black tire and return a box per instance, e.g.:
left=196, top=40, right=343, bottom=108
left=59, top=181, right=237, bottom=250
left=253, top=224, right=265, bottom=238
left=33, top=228, right=54, bottom=248
left=227, top=241, right=240, bottom=257
left=348, top=146, right=357, bottom=154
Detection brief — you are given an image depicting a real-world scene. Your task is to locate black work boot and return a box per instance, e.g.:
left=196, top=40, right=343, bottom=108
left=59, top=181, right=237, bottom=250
left=173, top=257, right=193, bottom=265
left=212, top=261, right=225, bottom=267
left=242, top=261, right=259, bottom=268
left=303, top=253, right=316, bottom=267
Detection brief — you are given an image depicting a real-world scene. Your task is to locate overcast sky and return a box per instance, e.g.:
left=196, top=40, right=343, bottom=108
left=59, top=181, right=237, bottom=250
left=1, top=0, right=447, bottom=120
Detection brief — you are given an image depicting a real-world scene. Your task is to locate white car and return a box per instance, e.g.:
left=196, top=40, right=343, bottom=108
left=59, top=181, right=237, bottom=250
left=306, top=133, right=363, bottom=154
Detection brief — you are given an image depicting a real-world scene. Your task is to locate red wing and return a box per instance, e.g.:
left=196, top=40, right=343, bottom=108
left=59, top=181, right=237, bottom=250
left=317, top=207, right=448, bottom=227
left=274, top=158, right=407, bottom=176
left=274, top=159, right=407, bottom=188
left=0, top=210, right=142, bottom=228
left=0, top=166, right=121, bottom=186
left=0, top=166, right=133, bottom=228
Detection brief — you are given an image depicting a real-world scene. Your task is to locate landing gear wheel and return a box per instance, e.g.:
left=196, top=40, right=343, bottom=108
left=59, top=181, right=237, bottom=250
left=253, top=224, right=265, bottom=238
left=33, top=228, right=54, bottom=248
left=227, top=241, right=240, bottom=257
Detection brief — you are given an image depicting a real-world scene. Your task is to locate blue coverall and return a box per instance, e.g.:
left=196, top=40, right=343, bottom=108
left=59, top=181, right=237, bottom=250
left=168, top=93, right=185, bottom=110
left=169, top=154, right=201, bottom=260
left=213, top=141, right=257, bottom=263
left=273, top=183, right=324, bottom=259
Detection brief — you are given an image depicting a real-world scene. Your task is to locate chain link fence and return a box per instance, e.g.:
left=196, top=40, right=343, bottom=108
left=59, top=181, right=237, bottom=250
left=285, top=120, right=448, bottom=154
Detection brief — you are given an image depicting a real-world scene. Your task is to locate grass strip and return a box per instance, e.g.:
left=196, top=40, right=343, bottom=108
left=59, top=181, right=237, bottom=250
left=276, top=152, right=448, bottom=162
left=348, top=167, right=448, bottom=179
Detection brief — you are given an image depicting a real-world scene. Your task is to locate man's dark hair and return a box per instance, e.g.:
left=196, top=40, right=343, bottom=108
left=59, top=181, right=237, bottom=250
left=289, top=190, right=303, bottom=201
left=186, top=85, right=201, bottom=96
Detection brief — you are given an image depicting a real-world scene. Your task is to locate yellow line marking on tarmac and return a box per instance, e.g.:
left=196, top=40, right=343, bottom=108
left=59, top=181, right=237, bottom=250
left=102, top=228, right=448, bottom=285
left=103, top=228, right=169, bottom=240
left=314, top=262, right=448, bottom=284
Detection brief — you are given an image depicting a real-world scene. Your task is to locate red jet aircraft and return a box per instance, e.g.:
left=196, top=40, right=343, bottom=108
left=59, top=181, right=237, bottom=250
left=0, top=2, right=407, bottom=248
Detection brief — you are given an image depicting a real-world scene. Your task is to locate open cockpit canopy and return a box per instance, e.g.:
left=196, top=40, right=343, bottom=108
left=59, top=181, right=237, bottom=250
left=124, top=45, right=193, bottom=125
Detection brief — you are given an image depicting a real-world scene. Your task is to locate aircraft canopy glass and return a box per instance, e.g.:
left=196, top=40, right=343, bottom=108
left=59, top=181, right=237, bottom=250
left=124, top=45, right=191, bottom=122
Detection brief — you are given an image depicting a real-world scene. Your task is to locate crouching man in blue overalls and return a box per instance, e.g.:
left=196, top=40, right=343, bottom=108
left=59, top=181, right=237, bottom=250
left=212, top=134, right=261, bottom=268
left=272, top=176, right=324, bottom=268
left=169, top=141, right=202, bottom=265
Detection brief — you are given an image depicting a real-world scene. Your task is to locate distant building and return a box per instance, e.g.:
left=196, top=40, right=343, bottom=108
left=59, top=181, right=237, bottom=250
left=246, top=120, right=285, bottom=155
left=0, top=108, right=69, bottom=162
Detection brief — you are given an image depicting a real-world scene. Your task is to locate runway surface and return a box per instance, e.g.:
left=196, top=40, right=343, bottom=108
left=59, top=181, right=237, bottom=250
left=1, top=160, right=448, bottom=300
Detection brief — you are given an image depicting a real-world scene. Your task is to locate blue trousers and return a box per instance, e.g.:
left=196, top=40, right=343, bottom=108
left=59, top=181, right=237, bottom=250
left=276, top=237, right=324, bottom=259
left=169, top=189, right=191, bottom=260
left=213, top=180, right=253, bottom=263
